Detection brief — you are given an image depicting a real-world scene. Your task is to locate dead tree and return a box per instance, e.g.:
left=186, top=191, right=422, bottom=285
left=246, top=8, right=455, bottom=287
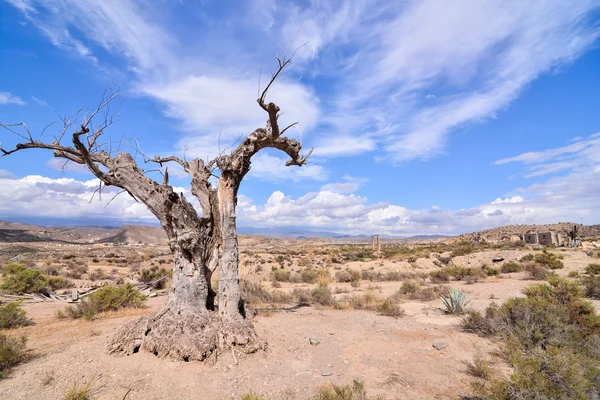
left=0, top=57, right=312, bottom=362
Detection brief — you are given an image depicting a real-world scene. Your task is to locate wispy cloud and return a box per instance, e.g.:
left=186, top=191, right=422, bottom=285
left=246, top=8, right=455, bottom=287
left=0, top=92, right=25, bottom=106
left=31, top=96, right=47, bottom=106
left=7, top=0, right=600, bottom=166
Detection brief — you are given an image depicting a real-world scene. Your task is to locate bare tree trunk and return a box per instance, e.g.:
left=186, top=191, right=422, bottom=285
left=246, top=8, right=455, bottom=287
left=218, top=174, right=244, bottom=319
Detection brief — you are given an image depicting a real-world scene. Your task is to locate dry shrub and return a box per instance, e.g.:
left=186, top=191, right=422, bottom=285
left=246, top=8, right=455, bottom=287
left=429, top=269, right=450, bottom=283
left=500, top=261, right=521, bottom=273
left=585, top=263, right=600, bottom=275
left=463, top=277, right=600, bottom=399
left=62, top=378, right=93, bottom=400
left=299, top=268, right=318, bottom=284
left=465, top=351, right=492, bottom=380
left=335, top=269, right=361, bottom=283
left=139, top=266, right=171, bottom=289
left=310, top=380, right=384, bottom=400
left=0, top=302, right=32, bottom=329
left=533, top=250, right=564, bottom=270
left=270, top=268, right=292, bottom=282
left=521, top=261, right=549, bottom=280
left=48, top=276, right=73, bottom=291
left=0, top=333, right=27, bottom=378
left=583, top=275, right=600, bottom=299
left=376, top=299, right=404, bottom=318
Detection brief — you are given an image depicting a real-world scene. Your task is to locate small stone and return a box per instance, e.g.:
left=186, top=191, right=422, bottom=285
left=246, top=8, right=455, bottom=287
left=321, top=370, right=333, bottom=376
left=432, top=342, right=448, bottom=350
left=309, top=337, right=321, bottom=346
left=353, top=376, right=364, bottom=385
left=328, top=332, right=336, bottom=335
left=343, top=359, right=350, bottom=365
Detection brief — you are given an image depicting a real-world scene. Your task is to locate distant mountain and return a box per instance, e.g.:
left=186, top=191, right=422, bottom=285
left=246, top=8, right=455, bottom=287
left=0, top=220, right=165, bottom=245
left=451, top=222, right=600, bottom=244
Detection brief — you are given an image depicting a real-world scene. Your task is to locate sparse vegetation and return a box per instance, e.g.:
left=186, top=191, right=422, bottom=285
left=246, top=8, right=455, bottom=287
left=61, top=378, right=93, bottom=400
left=0, top=268, right=48, bottom=294
left=0, top=333, right=27, bottom=378
left=463, top=277, right=600, bottom=399
left=376, top=299, right=404, bottom=318
left=139, top=266, right=171, bottom=289
left=0, top=302, right=32, bottom=329
left=440, top=288, right=470, bottom=314
left=500, top=261, right=521, bottom=273
left=57, top=284, right=146, bottom=320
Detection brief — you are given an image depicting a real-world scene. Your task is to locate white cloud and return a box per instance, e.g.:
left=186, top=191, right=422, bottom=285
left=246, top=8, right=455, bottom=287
left=0, top=92, right=25, bottom=106
left=491, top=196, right=525, bottom=204
left=0, top=170, right=15, bottom=179
left=8, top=0, right=600, bottom=163
left=31, top=96, right=47, bottom=106
left=320, top=176, right=367, bottom=194
left=248, top=153, right=327, bottom=182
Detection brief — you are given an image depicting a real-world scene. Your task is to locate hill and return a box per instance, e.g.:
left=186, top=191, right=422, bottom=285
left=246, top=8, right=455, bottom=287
left=450, top=222, right=600, bottom=244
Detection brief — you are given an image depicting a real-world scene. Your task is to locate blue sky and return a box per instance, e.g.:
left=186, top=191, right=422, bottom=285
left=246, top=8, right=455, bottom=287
left=1, top=0, right=600, bottom=236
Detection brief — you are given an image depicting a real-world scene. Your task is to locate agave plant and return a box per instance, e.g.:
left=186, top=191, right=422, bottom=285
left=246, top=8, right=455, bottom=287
left=440, top=288, right=470, bottom=314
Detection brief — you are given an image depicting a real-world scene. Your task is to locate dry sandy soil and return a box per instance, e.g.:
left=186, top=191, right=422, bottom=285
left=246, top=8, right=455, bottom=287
left=0, top=241, right=598, bottom=399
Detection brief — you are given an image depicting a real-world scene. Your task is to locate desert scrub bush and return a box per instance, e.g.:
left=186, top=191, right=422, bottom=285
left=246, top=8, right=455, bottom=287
left=270, top=268, right=292, bottom=282
left=440, top=288, right=470, bottom=314
left=519, top=253, right=534, bottom=262
left=48, top=276, right=73, bottom=291
left=0, top=333, right=27, bottom=378
left=376, top=299, right=404, bottom=318
left=335, top=269, right=361, bottom=283
left=240, top=280, right=273, bottom=304
left=311, top=286, right=336, bottom=307
left=450, top=242, right=476, bottom=257
left=57, top=284, right=146, bottom=320
left=0, top=268, right=48, bottom=294
left=62, top=378, right=93, bottom=400
left=429, top=269, right=450, bottom=283
left=533, top=250, right=564, bottom=269
left=0, top=302, right=32, bottom=329
left=65, top=264, right=88, bottom=279
left=448, top=266, right=486, bottom=281
left=465, top=351, right=492, bottom=380
left=139, top=266, right=171, bottom=289
left=582, top=275, right=600, bottom=299
left=480, top=264, right=499, bottom=276
left=585, top=263, right=600, bottom=275
left=521, top=261, right=550, bottom=280
left=500, top=261, right=521, bottom=273
left=1, top=264, right=25, bottom=276
left=464, top=277, right=600, bottom=399
left=299, top=268, right=318, bottom=284
left=310, top=380, right=384, bottom=400
left=399, top=280, right=420, bottom=294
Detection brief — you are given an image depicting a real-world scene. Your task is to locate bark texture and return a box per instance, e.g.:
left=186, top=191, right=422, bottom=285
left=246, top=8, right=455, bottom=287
left=1, top=58, right=312, bottom=362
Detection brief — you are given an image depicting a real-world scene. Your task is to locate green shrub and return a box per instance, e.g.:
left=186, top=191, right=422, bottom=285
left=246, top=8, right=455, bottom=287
left=585, top=263, right=600, bottom=275
left=0, top=333, right=27, bottom=378
left=480, top=264, right=500, bottom=276
left=57, top=284, right=146, bottom=320
left=464, top=277, right=600, bottom=399
left=500, top=261, right=521, bottom=273
left=1, top=264, right=26, bottom=276
left=519, top=254, right=534, bottom=262
left=440, top=288, right=470, bottom=314
left=299, top=268, right=318, bottom=284
left=534, top=250, right=564, bottom=270
left=0, top=302, right=32, bottom=329
left=0, top=269, right=48, bottom=294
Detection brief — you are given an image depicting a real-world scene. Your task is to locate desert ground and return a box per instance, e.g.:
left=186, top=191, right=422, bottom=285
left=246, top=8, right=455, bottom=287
left=0, top=230, right=599, bottom=399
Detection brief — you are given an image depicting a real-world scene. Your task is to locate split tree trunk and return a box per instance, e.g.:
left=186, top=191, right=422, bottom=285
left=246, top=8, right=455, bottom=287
left=109, top=185, right=264, bottom=362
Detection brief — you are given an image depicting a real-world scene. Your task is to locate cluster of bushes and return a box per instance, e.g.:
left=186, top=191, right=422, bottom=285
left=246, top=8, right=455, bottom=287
left=462, top=276, right=600, bottom=399
left=0, top=264, right=74, bottom=294
left=270, top=268, right=328, bottom=285
left=57, top=284, right=146, bottom=320
left=429, top=266, right=488, bottom=284
left=0, top=301, right=31, bottom=378
left=139, top=266, right=171, bottom=289
left=582, top=263, right=600, bottom=299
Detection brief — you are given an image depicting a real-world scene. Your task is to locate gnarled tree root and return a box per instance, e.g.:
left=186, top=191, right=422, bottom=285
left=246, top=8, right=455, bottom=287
left=108, top=307, right=266, bottom=362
